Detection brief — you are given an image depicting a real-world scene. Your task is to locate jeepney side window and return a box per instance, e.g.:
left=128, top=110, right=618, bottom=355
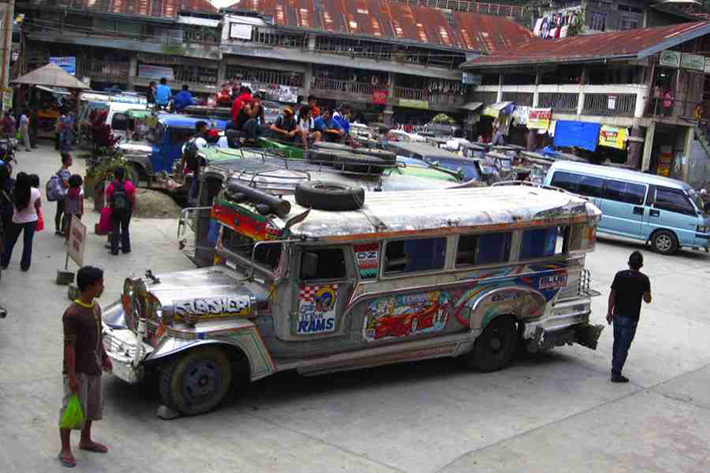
left=300, top=248, right=347, bottom=281
left=520, top=227, right=569, bottom=260
left=455, top=232, right=511, bottom=267
left=384, top=237, right=446, bottom=275
left=222, top=228, right=282, bottom=270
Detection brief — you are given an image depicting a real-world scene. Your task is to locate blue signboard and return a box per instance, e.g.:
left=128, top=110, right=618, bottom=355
left=50, top=57, right=76, bottom=76
left=554, top=120, right=601, bottom=152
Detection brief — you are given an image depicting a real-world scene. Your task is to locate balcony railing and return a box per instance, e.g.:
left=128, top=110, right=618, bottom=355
left=77, top=61, right=129, bottom=80
left=583, top=93, right=637, bottom=117
left=394, top=86, right=427, bottom=101
left=502, top=91, right=533, bottom=107
left=646, top=97, right=697, bottom=120
left=538, top=92, right=579, bottom=112
left=227, top=66, right=304, bottom=88
left=173, top=67, right=218, bottom=86
left=469, top=91, right=498, bottom=105
left=312, top=78, right=379, bottom=96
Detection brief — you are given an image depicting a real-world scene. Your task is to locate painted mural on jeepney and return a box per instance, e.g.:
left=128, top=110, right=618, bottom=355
left=298, top=284, right=338, bottom=334
left=353, top=243, right=380, bottom=279
left=173, top=295, right=252, bottom=320
left=363, top=291, right=451, bottom=342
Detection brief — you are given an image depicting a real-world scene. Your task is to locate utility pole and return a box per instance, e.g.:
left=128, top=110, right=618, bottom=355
left=0, top=0, right=14, bottom=111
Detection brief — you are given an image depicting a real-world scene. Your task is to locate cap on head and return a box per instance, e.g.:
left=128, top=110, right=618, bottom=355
left=628, top=251, right=643, bottom=270
left=283, top=107, right=293, bottom=116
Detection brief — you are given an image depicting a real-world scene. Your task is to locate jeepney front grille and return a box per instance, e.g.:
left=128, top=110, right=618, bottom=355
left=103, top=330, right=137, bottom=360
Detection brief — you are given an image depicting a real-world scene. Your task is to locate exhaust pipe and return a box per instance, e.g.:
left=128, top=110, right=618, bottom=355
left=226, top=181, right=291, bottom=217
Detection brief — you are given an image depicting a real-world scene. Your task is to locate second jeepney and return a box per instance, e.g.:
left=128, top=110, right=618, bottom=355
left=102, top=182, right=603, bottom=416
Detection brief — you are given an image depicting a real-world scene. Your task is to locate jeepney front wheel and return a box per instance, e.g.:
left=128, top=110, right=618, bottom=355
left=467, top=316, right=518, bottom=372
left=159, top=346, right=233, bottom=416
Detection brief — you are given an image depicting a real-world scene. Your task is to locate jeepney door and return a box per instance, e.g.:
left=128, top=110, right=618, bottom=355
left=290, top=245, right=356, bottom=338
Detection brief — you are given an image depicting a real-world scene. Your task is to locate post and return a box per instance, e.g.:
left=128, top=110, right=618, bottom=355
left=496, top=73, right=503, bottom=103
left=0, top=0, right=15, bottom=110
left=641, top=122, right=655, bottom=172
left=126, top=53, right=138, bottom=91
left=682, top=125, right=693, bottom=183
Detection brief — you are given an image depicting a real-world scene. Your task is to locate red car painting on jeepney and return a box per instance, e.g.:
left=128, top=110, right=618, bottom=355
left=367, top=292, right=451, bottom=341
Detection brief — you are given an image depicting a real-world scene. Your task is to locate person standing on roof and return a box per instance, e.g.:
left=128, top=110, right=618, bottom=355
left=173, top=85, right=194, bottom=113
left=155, top=78, right=172, bottom=110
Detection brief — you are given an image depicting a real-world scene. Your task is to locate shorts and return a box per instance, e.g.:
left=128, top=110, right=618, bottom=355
left=58, top=373, right=104, bottom=429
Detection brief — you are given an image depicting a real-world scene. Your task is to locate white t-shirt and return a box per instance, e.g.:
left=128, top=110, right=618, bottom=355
left=216, top=136, right=230, bottom=148
left=181, top=137, right=207, bottom=154
left=13, top=187, right=41, bottom=224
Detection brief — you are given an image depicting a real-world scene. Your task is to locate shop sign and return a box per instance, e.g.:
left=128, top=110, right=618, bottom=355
left=528, top=108, right=551, bottom=130
left=138, top=64, right=174, bottom=81
left=608, top=95, right=617, bottom=110
left=681, top=53, right=706, bottom=71
left=398, top=99, right=429, bottom=109
left=230, top=23, right=253, bottom=40
left=372, top=90, right=388, bottom=105
left=50, top=56, right=76, bottom=76
left=598, top=125, right=628, bottom=150
left=68, top=216, right=87, bottom=267
left=462, top=72, right=482, bottom=85
left=659, top=50, right=680, bottom=68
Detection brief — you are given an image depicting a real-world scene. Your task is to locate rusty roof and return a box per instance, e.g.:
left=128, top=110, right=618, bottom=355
left=463, top=21, right=710, bottom=68
left=225, top=0, right=534, bottom=53
left=27, top=0, right=218, bottom=18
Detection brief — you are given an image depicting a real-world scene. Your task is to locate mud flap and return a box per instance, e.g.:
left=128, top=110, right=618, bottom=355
left=576, top=323, right=605, bottom=350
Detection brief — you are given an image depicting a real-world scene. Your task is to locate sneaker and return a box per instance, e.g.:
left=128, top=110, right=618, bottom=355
left=110, top=250, right=119, bottom=256
left=611, top=374, right=629, bottom=383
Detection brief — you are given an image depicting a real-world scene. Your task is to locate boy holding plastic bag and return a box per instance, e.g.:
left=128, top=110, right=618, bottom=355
left=58, top=266, right=112, bottom=468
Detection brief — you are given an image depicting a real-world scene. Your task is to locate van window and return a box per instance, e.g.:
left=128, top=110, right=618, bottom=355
left=385, top=238, right=446, bottom=274
left=603, top=179, right=646, bottom=205
left=520, top=227, right=566, bottom=259
left=456, top=232, right=511, bottom=267
left=578, top=175, right=604, bottom=198
left=653, top=187, right=696, bottom=216
left=111, top=113, right=127, bottom=131
left=301, top=248, right=347, bottom=280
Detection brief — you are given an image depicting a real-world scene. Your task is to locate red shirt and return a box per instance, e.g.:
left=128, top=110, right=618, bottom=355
left=105, top=179, right=136, bottom=206
left=231, top=92, right=253, bottom=123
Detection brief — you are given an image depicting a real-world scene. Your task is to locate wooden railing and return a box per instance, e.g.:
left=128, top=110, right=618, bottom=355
left=77, top=60, right=129, bottom=80
left=311, top=78, right=378, bottom=95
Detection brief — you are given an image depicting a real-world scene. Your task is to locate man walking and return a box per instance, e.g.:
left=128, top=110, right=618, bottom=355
left=55, top=152, right=72, bottom=235
left=19, top=109, right=31, bottom=152
left=105, top=167, right=136, bottom=255
left=58, top=266, right=112, bottom=468
left=606, top=251, right=652, bottom=383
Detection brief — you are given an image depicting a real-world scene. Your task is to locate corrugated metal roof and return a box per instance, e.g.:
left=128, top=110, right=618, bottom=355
left=28, top=0, right=218, bottom=18
left=226, top=0, right=534, bottom=53
left=463, top=21, right=710, bottom=68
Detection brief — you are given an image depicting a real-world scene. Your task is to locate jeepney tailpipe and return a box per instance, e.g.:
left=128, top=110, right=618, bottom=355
left=226, top=181, right=291, bottom=217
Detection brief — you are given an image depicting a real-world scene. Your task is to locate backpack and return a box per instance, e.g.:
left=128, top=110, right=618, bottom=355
left=111, top=180, right=130, bottom=213
left=46, top=173, right=64, bottom=202
left=184, top=138, right=200, bottom=172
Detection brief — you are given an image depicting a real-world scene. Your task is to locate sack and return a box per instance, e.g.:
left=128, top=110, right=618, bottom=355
left=46, top=174, right=64, bottom=202
left=15, top=131, right=21, bottom=140
left=184, top=139, right=200, bottom=172
left=36, top=208, right=44, bottom=232
left=110, top=181, right=130, bottom=213
left=98, top=207, right=112, bottom=234
left=59, top=394, right=85, bottom=430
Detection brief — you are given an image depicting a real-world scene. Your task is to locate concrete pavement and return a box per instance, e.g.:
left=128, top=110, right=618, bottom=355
left=1, top=144, right=710, bottom=472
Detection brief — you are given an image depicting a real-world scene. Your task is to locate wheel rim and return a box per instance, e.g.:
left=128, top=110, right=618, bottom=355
left=656, top=234, right=672, bottom=252
left=182, top=359, right=222, bottom=405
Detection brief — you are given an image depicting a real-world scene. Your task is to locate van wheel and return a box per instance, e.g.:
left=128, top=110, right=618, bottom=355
left=295, top=181, right=365, bottom=211
left=651, top=230, right=678, bottom=255
left=466, top=316, right=518, bottom=372
left=159, top=346, right=232, bottom=416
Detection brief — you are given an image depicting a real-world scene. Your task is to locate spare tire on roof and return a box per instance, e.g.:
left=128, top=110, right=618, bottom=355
left=332, top=152, right=388, bottom=174
left=306, top=149, right=353, bottom=166
left=353, top=148, right=396, bottom=165
left=295, top=180, right=365, bottom=211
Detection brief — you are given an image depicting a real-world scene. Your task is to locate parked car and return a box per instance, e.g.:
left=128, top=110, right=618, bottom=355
left=545, top=161, right=710, bottom=254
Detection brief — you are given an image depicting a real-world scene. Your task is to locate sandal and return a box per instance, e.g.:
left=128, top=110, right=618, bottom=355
left=57, top=453, right=76, bottom=468
left=79, top=442, right=108, bottom=453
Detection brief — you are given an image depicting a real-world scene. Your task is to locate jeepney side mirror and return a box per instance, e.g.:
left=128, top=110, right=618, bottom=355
left=301, top=252, right=319, bottom=280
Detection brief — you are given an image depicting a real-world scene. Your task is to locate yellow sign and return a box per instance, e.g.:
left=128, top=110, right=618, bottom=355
left=598, top=125, right=628, bottom=150
left=528, top=108, right=551, bottom=130
left=398, top=99, right=429, bottom=110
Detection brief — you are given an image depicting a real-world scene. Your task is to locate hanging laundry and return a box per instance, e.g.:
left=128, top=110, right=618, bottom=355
left=560, top=25, right=569, bottom=38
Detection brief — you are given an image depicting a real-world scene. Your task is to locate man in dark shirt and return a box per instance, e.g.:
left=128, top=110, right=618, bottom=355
left=58, top=266, right=112, bottom=468
left=606, top=251, right=652, bottom=383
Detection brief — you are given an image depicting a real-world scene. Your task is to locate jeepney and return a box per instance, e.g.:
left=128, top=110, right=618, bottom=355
left=103, top=182, right=604, bottom=417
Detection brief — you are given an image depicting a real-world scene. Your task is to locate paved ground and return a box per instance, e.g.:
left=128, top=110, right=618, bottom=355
left=1, top=144, right=710, bottom=472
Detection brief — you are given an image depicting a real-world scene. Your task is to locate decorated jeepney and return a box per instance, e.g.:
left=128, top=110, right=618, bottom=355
left=102, top=182, right=604, bottom=417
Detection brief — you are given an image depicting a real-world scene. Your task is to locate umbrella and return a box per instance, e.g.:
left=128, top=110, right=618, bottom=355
left=12, top=63, right=89, bottom=90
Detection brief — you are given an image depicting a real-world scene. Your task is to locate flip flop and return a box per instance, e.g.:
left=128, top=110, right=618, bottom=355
left=79, top=443, right=108, bottom=453
left=57, top=453, right=76, bottom=468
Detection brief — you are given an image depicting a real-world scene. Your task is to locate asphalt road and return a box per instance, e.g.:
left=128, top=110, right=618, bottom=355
left=1, top=145, right=710, bottom=472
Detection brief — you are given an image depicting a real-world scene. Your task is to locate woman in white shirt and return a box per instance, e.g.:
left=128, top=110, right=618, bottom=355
left=1, top=172, right=41, bottom=271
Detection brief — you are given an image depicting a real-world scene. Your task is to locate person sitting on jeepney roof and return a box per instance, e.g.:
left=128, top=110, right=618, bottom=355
left=173, top=85, right=194, bottom=113
left=314, top=109, right=345, bottom=142
left=332, top=105, right=352, bottom=135
left=269, top=107, right=304, bottom=145
left=308, top=95, right=320, bottom=118
left=297, top=105, right=321, bottom=144
left=230, top=86, right=253, bottom=127
left=155, top=78, right=172, bottom=110
left=235, top=93, right=265, bottom=143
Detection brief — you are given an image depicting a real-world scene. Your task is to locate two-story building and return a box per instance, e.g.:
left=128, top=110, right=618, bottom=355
left=16, top=0, right=534, bottom=125
left=461, top=21, right=710, bottom=186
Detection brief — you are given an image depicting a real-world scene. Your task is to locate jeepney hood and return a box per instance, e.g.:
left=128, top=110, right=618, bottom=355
left=121, top=266, right=270, bottom=330
left=119, top=142, right=153, bottom=154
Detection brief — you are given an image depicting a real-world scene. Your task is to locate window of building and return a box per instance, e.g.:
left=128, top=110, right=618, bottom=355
left=620, top=17, right=639, bottom=30
left=385, top=238, right=446, bottom=274
left=653, top=187, right=696, bottom=216
left=603, top=179, right=647, bottom=205
left=455, top=233, right=511, bottom=267
left=520, top=228, right=567, bottom=260
left=301, top=248, right=347, bottom=280
left=590, top=12, right=607, bottom=31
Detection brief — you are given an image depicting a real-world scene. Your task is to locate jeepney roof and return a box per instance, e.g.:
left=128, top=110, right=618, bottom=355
left=280, top=185, right=599, bottom=241
left=158, top=114, right=230, bottom=129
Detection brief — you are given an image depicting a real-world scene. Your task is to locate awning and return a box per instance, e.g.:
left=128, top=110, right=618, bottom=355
left=554, top=120, right=601, bottom=152
left=460, top=102, right=483, bottom=112
left=483, top=101, right=514, bottom=118
left=12, top=63, right=89, bottom=89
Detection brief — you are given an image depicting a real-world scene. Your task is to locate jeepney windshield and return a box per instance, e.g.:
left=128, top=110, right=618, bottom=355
left=221, top=227, right=283, bottom=272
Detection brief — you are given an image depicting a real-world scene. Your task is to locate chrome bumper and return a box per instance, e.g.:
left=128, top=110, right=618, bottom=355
left=522, top=298, right=604, bottom=352
left=102, top=325, right=147, bottom=384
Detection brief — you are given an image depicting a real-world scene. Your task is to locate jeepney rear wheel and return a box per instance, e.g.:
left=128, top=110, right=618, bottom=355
left=467, top=316, right=518, bottom=372
left=159, top=346, right=233, bottom=416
